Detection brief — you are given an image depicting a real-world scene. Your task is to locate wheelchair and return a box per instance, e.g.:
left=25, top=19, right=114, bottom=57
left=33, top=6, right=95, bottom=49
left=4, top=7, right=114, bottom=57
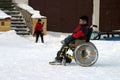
left=62, top=25, right=98, bottom=67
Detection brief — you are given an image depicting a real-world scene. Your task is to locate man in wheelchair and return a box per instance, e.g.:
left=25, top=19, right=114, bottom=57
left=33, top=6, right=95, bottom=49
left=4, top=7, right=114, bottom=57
left=49, top=16, right=92, bottom=65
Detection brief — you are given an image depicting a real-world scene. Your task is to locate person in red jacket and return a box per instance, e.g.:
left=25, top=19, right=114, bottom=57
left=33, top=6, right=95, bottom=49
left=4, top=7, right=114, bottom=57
left=49, top=16, right=90, bottom=65
left=34, top=19, right=44, bottom=43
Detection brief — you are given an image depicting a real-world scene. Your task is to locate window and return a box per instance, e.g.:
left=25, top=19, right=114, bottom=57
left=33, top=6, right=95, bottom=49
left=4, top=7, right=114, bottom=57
left=1, top=22, right=5, bottom=26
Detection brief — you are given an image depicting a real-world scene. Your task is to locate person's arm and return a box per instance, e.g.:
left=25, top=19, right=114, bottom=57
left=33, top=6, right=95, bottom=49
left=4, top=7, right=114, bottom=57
left=35, top=23, right=38, bottom=31
left=42, top=22, right=44, bottom=27
left=33, top=23, right=38, bottom=35
left=72, top=30, right=85, bottom=39
left=72, top=25, right=85, bottom=38
left=73, top=25, right=80, bottom=33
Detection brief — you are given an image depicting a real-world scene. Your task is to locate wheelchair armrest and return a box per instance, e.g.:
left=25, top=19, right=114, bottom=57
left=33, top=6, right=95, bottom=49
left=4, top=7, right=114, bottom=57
left=75, top=40, right=86, bottom=47
left=69, top=40, right=86, bottom=48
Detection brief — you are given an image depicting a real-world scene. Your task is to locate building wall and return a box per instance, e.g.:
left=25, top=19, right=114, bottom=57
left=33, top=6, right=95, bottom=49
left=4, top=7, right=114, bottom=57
left=92, top=0, right=120, bottom=32
left=15, top=0, right=100, bottom=32
left=100, top=0, right=120, bottom=32
left=10, top=0, right=120, bottom=32
left=29, top=0, right=93, bottom=33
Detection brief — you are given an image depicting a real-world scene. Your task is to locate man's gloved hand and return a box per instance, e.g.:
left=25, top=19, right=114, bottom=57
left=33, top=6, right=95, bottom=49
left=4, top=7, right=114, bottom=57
left=33, top=31, right=36, bottom=37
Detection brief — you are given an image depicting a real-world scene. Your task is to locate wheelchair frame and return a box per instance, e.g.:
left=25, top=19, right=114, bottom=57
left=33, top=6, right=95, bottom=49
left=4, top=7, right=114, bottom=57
left=62, top=39, right=98, bottom=66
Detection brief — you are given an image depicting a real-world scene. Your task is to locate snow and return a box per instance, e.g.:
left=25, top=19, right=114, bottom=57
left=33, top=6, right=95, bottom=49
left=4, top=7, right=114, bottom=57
left=0, top=30, right=120, bottom=80
left=0, top=10, right=11, bottom=19
left=17, top=4, right=46, bottom=18
left=14, top=0, right=28, bottom=4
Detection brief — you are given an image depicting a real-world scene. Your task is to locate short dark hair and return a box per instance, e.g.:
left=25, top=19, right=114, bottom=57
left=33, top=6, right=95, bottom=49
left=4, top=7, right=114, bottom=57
left=38, top=19, right=41, bottom=22
left=80, top=16, right=89, bottom=23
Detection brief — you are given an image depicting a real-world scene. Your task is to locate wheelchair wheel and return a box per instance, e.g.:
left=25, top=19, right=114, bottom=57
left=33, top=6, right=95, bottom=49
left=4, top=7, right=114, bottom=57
left=74, top=42, right=98, bottom=67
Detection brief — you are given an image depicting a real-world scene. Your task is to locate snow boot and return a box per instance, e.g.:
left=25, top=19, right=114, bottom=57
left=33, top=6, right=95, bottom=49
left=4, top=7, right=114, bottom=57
left=49, top=60, right=62, bottom=65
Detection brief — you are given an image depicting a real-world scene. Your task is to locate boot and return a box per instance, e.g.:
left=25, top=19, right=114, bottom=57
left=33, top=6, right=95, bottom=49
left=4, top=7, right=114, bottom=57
left=49, top=59, right=62, bottom=65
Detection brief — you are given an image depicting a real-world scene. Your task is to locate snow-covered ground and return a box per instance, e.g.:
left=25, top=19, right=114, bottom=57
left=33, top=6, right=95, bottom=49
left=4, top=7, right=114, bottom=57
left=0, top=31, right=120, bottom=80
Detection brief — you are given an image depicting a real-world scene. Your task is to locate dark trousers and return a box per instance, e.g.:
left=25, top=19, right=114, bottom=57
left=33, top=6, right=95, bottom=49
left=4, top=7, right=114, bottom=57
left=55, top=35, right=75, bottom=61
left=35, top=31, right=44, bottom=43
left=55, top=35, right=84, bottom=61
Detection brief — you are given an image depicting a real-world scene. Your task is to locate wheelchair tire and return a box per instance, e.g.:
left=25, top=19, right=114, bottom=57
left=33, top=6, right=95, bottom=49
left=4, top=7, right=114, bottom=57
left=74, top=42, right=98, bottom=67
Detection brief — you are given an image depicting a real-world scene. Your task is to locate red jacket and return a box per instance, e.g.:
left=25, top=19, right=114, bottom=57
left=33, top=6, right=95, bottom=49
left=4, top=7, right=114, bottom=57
left=73, top=25, right=90, bottom=39
left=35, top=23, right=43, bottom=31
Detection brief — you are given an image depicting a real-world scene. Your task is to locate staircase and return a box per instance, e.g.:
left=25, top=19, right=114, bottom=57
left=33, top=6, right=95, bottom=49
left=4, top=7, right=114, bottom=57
left=0, top=0, right=30, bottom=35
left=4, top=10, right=30, bottom=35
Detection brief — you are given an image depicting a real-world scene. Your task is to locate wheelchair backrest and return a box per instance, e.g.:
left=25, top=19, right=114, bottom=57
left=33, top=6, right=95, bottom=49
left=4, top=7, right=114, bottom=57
left=86, top=27, right=93, bottom=42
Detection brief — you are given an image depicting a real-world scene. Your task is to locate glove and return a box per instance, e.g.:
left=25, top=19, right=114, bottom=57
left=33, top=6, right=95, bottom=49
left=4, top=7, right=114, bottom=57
left=33, top=31, right=36, bottom=37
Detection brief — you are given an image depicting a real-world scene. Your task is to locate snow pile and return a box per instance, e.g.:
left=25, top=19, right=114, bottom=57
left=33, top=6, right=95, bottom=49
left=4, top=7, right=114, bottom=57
left=0, top=10, right=11, bottom=19
left=0, top=31, right=31, bottom=48
left=17, top=4, right=46, bottom=18
left=0, top=30, right=120, bottom=80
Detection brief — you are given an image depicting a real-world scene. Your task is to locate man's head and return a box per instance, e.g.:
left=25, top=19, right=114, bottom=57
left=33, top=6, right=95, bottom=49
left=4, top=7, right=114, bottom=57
left=79, top=16, right=89, bottom=25
left=38, top=19, right=42, bottom=23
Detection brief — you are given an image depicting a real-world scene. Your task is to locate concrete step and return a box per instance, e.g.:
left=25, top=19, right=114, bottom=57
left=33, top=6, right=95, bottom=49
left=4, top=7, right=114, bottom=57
left=12, top=24, right=27, bottom=28
left=11, top=27, right=29, bottom=31
left=11, top=23, right=26, bottom=25
left=11, top=17, right=24, bottom=20
left=12, top=18, right=24, bottom=22
left=1, top=7, right=16, bottom=11
left=16, top=31, right=30, bottom=35
left=4, top=11, right=20, bottom=15
left=0, top=4, right=14, bottom=9
left=11, top=21, right=25, bottom=23
left=11, top=15, right=23, bottom=18
left=0, top=0, right=12, bottom=2
left=11, top=22, right=25, bottom=24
